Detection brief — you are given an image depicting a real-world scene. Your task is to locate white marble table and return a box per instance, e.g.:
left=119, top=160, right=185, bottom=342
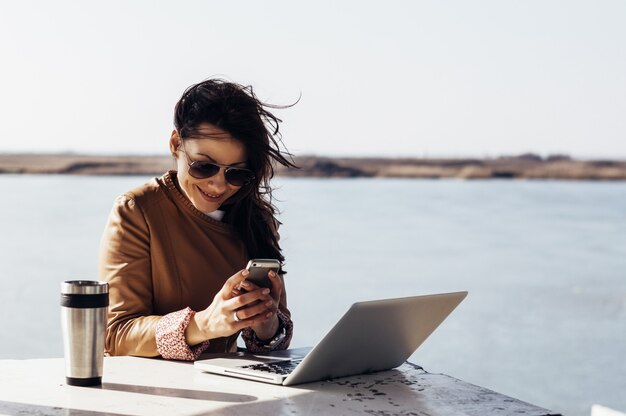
left=0, top=354, right=560, bottom=416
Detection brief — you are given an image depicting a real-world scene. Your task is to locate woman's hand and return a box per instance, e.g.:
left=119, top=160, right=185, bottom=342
left=185, top=269, right=278, bottom=345
left=240, top=270, right=283, bottom=341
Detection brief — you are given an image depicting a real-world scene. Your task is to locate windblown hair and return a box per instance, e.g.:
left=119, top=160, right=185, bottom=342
left=173, top=78, right=297, bottom=265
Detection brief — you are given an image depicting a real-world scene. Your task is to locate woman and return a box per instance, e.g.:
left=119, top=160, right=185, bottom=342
left=99, top=79, right=296, bottom=360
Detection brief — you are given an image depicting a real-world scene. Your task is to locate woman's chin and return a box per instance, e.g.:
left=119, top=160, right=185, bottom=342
left=192, top=198, right=220, bottom=213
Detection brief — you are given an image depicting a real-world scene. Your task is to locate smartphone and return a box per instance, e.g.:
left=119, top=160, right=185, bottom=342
left=244, top=259, right=281, bottom=289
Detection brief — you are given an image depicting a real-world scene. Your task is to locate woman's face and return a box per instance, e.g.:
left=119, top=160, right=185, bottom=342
left=170, top=123, right=247, bottom=213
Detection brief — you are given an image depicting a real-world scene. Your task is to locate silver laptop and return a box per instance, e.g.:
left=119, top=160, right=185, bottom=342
left=194, top=291, right=467, bottom=386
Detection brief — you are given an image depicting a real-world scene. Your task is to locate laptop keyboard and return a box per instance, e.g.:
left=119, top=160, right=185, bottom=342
left=240, top=359, right=303, bottom=375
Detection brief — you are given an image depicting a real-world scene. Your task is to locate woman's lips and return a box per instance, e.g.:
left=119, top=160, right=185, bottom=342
left=197, top=185, right=224, bottom=202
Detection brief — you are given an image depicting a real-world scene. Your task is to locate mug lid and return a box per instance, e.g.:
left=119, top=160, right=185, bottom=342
left=61, top=280, right=109, bottom=295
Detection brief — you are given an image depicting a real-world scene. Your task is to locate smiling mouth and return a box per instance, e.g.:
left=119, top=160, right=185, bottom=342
left=197, top=186, right=224, bottom=201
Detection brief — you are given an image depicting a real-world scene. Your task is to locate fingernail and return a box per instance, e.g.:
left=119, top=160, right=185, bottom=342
left=269, top=270, right=276, bottom=277
left=242, top=269, right=249, bottom=276
left=265, top=300, right=273, bottom=307
left=266, top=312, right=273, bottom=318
left=241, top=281, right=251, bottom=287
left=262, top=288, right=270, bottom=295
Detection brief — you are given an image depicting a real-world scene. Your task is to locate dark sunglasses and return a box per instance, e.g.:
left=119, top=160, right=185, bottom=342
left=179, top=138, right=255, bottom=186
left=187, top=159, right=255, bottom=186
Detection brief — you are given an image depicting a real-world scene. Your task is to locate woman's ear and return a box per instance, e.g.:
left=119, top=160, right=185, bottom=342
left=169, top=130, right=181, bottom=157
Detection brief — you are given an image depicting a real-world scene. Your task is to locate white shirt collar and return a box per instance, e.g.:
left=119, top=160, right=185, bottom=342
left=204, top=210, right=225, bottom=221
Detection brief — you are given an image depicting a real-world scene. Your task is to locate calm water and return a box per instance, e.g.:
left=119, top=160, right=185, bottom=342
left=0, top=175, right=624, bottom=416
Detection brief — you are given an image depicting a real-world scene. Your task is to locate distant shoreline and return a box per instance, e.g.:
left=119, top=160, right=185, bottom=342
left=1, top=153, right=625, bottom=180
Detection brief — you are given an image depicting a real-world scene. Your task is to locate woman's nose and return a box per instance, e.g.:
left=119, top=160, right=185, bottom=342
left=207, top=168, right=228, bottom=191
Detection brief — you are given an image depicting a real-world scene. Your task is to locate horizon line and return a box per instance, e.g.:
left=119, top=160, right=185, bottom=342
left=0, top=150, right=625, bottom=162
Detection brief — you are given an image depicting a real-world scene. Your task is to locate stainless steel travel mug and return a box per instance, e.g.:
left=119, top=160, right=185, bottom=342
left=60, top=280, right=109, bottom=386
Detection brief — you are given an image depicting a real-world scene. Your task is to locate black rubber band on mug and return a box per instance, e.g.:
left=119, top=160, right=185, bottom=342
left=66, top=376, right=102, bottom=387
left=60, top=293, right=109, bottom=308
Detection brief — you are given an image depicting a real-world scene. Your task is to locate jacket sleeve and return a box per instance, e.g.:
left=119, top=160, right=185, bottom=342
left=99, top=194, right=162, bottom=357
left=100, top=196, right=213, bottom=359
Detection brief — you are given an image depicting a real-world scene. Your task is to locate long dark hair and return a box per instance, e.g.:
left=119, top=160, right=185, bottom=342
left=173, top=79, right=297, bottom=264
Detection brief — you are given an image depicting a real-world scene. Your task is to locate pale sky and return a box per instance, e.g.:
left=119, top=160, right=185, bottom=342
left=0, top=1, right=624, bottom=159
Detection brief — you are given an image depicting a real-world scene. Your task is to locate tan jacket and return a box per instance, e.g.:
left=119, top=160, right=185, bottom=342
left=99, top=171, right=290, bottom=357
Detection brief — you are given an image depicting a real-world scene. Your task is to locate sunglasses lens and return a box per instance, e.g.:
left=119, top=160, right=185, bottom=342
left=188, top=161, right=220, bottom=179
left=225, top=168, right=255, bottom=186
